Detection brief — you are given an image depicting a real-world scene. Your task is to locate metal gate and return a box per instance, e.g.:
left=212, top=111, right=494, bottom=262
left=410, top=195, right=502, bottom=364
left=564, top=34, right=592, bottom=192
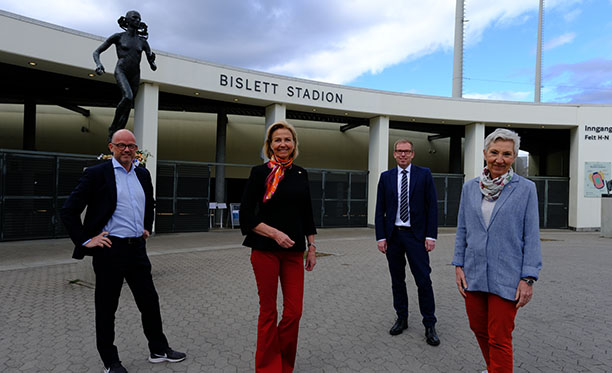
left=0, top=150, right=214, bottom=240
left=308, top=170, right=369, bottom=227
left=528, top=176, right=569, bottom=229
left=155, top=161, right=211, bottom=233
left=0, top=150, right=102, bottom=241
left=433, top=173, right=464, bottom=227
left=0, top=149, right=570, bottom=241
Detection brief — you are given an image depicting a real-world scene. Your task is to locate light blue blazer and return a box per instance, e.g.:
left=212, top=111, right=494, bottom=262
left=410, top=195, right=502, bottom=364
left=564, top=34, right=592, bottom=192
left=452, top=174, right=542, bottom=301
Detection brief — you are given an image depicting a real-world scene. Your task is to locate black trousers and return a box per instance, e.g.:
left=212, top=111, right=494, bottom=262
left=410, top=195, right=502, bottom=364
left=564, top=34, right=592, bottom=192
left=385, top=228, right=437, bottom=327
left=92, top=237, right=169, bottom=366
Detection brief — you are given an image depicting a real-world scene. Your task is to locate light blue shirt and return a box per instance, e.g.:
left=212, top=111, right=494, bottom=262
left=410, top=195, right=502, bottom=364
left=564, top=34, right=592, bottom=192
left=103, top=157, right=146, bottom=238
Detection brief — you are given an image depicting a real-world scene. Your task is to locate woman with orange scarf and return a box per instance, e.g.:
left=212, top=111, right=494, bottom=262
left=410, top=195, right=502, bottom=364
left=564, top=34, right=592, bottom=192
left=240, top=121, right=317, bottom=373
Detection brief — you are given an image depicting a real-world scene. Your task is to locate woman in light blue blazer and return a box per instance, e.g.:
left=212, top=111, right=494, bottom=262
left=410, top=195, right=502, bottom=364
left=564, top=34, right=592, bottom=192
left=452, top=128, right=542, bottom=373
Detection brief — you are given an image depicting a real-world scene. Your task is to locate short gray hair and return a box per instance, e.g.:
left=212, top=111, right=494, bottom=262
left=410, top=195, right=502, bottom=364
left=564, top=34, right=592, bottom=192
left=484, top=128, right=520, bottom=156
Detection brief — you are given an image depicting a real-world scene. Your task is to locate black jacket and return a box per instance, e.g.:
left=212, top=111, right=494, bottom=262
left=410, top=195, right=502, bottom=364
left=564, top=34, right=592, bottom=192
left=60, top=161, right=155, bottom=259
left=240, top=163, right=316, bottom=251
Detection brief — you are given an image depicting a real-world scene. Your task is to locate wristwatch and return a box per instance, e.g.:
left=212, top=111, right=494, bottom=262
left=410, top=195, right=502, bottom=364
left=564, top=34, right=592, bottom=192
left=307, top=242, right=316, bottom=249
left=521, top=277, right=535, bottom=286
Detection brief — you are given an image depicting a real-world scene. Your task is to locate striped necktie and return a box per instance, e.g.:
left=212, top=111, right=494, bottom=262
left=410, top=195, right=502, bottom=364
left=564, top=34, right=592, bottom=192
left=400, top=170, right=409, bottom=222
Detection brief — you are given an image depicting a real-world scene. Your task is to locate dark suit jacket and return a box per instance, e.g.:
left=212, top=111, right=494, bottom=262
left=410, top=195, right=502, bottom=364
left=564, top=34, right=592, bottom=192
left=60, top=160, right=155, bottom=260
left=375, top=165, right=438, bottom=243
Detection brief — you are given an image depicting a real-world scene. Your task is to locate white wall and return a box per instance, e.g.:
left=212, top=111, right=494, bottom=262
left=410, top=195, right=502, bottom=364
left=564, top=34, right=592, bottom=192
left=568, top=107, right=612, bottom=230
left=0, top=104, right=451, bottom=175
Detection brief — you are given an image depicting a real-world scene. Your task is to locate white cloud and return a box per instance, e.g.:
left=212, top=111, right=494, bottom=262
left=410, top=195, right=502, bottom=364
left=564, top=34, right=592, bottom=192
left=563, top=8, right=582, bottom=22
left=463, top=91, right=531, bottom=101
left=461, top=0, right=540, bottom=46
left=543, top=32, right=576, bottom=50
left=266, top=0, right=456, bottom=83
left=544, top=58, right=612, bottom=103
left=265, top=0, right=578, bottom=84
left=0, top=0, right=119, bottom=31
left=0, top=0, right=585, bottom=86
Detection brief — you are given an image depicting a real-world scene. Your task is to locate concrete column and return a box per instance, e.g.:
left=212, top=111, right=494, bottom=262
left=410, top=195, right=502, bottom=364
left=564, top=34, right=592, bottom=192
left=568, top=126, right=580, bottom=229
left=263, top=104, right=286, bottom=160
left=23, top=98, right=36, bottom=150
left=215, top=112, right=228, bottom=204
left=367, top=116, right=389, bottom=226
left=449, top=135, right=462, bottom=173
left=602, top=195, right=612, bottom=237
left=133, top=83, right=159, bottom=191
left=464, top=123, right=485, bottom=180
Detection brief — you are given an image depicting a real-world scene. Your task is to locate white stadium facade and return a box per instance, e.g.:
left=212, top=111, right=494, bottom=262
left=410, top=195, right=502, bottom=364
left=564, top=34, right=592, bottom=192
left=1, top=10, right=612, bottom=240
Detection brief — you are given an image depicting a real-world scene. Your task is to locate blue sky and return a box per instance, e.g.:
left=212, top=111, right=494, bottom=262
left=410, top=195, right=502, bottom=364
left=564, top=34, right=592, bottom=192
left=463, top=0, right=612, bottom=103
left=349, top=0, right=612, bottom=103
left=1, top=0, right=611, bottom=103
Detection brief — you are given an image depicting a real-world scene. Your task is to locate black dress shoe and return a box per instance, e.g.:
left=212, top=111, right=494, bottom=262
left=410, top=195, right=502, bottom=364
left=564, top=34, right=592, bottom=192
left=389, top=318, right=408, bottom=335
left=425, top=326, right=440, bottom=346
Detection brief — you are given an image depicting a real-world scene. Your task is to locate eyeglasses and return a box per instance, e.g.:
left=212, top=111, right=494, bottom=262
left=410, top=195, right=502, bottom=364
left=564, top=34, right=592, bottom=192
left=111, top=143, right=138, bottom=150
left=394, top=149, right=413, bottom=154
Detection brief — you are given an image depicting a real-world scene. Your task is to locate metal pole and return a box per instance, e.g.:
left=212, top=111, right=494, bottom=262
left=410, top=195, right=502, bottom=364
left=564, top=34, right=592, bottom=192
left=452, top=0, right=465, bottom=98
left=535, top=0, right=544, bottom=102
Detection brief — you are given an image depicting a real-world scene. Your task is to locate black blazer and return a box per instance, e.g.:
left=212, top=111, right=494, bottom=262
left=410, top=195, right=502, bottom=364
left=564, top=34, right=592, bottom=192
left=240, top=163, right=316, bottom=251
left=374, top=165, right=438, bottom=243
left=60, top=160, right=155, bottom=259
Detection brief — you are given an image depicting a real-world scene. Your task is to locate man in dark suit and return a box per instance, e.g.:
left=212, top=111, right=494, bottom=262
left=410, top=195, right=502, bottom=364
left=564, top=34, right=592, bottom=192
left=375, top=138, right=440, bottom=346
left=60, top=129, right=186, bottom=373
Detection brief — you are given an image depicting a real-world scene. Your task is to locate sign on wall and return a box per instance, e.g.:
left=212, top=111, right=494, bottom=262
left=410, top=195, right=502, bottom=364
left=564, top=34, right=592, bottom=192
left=219, top=74, right=344, bottom=104
left=583, top=125, right=612, bottom=141
left=584, top=161, right=612, bottom=197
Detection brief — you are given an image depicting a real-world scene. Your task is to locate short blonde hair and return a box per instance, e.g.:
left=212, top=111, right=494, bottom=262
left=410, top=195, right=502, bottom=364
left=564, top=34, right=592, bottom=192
left=263, top=121, right=299, bottom=159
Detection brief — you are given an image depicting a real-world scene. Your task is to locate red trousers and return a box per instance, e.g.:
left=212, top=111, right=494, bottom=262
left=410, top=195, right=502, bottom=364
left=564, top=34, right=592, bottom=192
left=465, top=291, right=518, bottom=373
left=251, top=250, right=304, bottom=373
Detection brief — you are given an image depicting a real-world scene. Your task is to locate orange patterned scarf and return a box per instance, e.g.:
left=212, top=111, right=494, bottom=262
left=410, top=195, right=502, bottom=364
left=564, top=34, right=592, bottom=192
left=263, top=156, right=293, bottom=203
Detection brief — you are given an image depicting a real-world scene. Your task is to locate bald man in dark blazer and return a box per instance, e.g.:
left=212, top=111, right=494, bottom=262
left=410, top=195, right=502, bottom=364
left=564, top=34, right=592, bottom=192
left=61, top=129, right=185, bottom=373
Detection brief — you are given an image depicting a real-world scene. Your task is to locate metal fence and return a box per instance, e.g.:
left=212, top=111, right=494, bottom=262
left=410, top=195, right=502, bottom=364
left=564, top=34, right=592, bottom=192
left=529, top=176, right=569, bottom=229
left=155, top=161, right=211, bottom=233
left=0, top=150, right=103, bottom=241
left=306, top=171, right=465, bottom=228
left=431, top=174, right=569, bottom=229
left=0, top=149, right=570, bottom=241
left=308, top=170, right=368, bottom=227
left=433, top=174, right=465, bottom=227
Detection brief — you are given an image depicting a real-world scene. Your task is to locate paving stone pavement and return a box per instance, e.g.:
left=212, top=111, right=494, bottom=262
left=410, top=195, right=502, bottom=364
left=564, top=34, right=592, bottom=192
left=0, top=228, right=611, bottom=372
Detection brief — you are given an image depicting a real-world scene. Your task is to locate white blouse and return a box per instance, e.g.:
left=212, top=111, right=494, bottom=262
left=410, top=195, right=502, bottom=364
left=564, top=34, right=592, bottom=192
left=481, top=197, right=497, bottom=227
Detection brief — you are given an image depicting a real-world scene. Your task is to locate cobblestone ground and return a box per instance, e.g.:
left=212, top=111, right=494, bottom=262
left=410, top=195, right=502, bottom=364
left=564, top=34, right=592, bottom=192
left=0, top=228, right=611, bottom=372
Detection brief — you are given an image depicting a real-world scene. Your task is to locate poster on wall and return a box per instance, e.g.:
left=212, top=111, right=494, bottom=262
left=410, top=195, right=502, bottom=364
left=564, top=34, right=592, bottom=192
left=584, top=162, right=612, bottom=197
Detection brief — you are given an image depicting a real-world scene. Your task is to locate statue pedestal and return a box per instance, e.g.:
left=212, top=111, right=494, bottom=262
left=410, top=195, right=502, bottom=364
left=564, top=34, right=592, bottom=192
left=602, top=195, right=612, bottom=238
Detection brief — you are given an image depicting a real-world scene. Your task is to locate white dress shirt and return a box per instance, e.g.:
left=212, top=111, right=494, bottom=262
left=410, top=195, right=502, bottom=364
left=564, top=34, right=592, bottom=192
left=395, top=164, right=411, bottom=227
